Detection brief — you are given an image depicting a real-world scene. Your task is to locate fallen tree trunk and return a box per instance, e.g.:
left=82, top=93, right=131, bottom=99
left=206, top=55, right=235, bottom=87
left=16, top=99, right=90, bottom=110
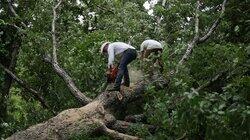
left=7, top=82, right=146, bottom=140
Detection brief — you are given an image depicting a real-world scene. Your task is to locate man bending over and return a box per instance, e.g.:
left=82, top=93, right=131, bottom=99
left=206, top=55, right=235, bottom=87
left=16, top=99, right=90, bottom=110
left=100, top=42, right=137, bottom=91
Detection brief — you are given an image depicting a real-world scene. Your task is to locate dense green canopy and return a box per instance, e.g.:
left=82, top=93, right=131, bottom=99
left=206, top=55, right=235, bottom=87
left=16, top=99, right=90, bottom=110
left=0, top=0, right=249, bottom=139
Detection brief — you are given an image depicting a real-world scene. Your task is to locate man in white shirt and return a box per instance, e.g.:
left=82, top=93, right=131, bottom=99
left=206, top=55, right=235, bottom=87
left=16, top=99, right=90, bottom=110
left=100, top=42, right=137, bottom=91
left=140, top=39, right=164, bottom=72
left=140, top=39, right=163, bottom=58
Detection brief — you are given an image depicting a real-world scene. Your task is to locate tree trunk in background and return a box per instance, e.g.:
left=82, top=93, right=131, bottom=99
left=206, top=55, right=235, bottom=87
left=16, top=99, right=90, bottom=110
left=0, top=25, right=21, bottom=134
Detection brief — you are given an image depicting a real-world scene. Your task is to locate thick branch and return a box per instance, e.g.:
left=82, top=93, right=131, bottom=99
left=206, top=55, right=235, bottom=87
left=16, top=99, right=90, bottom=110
left=0, top=63, right=53, bottom=113
left=97, top=81, right=146, bottom=109
left=198, top=0, right=227, bottom=43
left=6, top=71, right=167, bottom=139
left=52, top=0, right=62, bottom=63
left=7, top=101, right=107, bottom=140
left=51, top=0, right=91, bottom=105
left=6, top=83, right=146, bottom=140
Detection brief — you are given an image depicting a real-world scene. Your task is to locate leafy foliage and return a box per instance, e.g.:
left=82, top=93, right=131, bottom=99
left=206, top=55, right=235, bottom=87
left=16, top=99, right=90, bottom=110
left=0, top=0, right=249, bottom=139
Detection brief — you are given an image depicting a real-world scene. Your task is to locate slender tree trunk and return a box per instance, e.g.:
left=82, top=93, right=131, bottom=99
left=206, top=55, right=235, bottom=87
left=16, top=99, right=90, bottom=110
left=0, top=41, right=20, bottom=133
left=0, top=1, right=23, bottom=132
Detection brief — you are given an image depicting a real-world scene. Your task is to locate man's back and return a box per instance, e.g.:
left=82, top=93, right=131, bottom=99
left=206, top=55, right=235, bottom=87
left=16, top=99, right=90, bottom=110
left=109, top=42, right=135, bottom=55
left=140, top=39, right=162, bottom=51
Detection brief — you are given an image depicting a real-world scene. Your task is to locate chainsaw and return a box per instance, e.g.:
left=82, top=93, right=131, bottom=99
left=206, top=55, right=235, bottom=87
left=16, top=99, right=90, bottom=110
left=106, top=66, right=118, bottom=83
left=106, top=65, right=124, bottom=100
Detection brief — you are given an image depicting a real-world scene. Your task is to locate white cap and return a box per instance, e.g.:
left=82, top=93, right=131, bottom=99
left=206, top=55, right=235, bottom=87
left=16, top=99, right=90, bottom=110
left=100, top=42, right=110, bottom=53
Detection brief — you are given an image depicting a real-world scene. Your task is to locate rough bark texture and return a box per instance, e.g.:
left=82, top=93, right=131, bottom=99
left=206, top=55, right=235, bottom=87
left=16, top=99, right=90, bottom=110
left=7, top=82, right=146, bottom=140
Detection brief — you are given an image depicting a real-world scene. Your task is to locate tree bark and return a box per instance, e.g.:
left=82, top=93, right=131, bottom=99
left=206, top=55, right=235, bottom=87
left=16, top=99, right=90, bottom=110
left=7, top=82, right=146, bottom=140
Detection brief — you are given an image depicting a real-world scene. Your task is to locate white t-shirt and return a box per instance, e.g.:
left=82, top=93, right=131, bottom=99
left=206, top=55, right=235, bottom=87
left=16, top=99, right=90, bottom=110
left=107, top=42, right=135, bottom=67
left=140, top=39, right=162, bottom=52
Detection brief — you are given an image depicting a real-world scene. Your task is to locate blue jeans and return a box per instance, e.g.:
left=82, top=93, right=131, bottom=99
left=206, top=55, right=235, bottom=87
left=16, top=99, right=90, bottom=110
left=114, top=49, right=137, bottom=88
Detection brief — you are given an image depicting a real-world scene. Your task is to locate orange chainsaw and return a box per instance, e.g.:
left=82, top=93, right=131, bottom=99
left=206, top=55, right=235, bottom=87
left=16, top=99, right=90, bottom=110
left=106, top=66, right=118, bottom=83
left=106, top=66, right=124, bottom=100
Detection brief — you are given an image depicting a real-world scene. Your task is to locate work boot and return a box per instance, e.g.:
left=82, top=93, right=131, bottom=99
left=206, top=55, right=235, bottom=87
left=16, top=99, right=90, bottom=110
left=107, top=86, right=120, bottom=92
left=121, top=82, right=130, bottom=87
left=122, top=77, right=130, bottom=87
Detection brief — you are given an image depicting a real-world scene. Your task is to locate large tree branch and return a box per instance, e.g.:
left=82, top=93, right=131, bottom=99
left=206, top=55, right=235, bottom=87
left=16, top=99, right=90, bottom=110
left=52, top=0, right=62, bottom=63
left=98, top=82, right=146, bottom=109
left=0, top=63, right=55, bottom=114
left=51, top=0, right=92, bottom=105
left=6, top=70, right=165, bottom=139
left=198, top=0, right=227, bottom=43
left=6, top=83, right=147, bottom=140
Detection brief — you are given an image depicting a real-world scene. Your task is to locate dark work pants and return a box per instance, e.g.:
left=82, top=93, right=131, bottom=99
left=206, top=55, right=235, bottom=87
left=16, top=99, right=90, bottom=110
left=114, top=49, right=137, bottom=88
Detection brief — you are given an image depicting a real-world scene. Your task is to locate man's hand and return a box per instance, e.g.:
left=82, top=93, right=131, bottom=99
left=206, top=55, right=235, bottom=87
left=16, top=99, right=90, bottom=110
left=108, top=64, right=114, bottom=69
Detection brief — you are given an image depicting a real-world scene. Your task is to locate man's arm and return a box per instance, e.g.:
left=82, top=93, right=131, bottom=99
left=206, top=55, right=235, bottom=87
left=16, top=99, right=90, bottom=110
left=140, top=43, right=145, bottom=52
left=140, top=43, right=147, bottom=59
left=108, top=46, right=115, bottom=68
